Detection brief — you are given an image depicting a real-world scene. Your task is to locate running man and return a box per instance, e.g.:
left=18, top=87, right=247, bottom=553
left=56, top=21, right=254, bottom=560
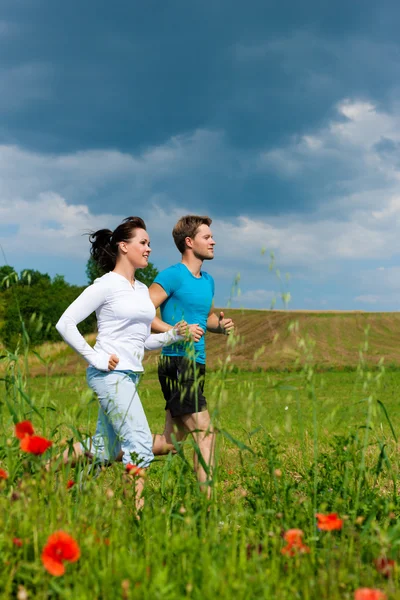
left=149, top=215, right=234, bottom=494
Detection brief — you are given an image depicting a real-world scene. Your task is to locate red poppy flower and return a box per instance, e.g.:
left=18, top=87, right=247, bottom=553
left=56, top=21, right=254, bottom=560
left=0, top=468, right=8, bottom=479
left=125, top=463, right=146, bottom=477
left=374, top=557, right=395, bottom=577
left=354, top=588, right=387, bottom=600
left=281, top=528, right=310, bottom=556
left=15, top=420, right=35, bottom=439
left=316, top=513, right=343, bottom=531
left=20, top=435, right=52, bottom=455
left=66, top=480, right=75, bottom=489
left=41, top=531, right=80, bottom=576
left=13, top=537, right=23, bottom=547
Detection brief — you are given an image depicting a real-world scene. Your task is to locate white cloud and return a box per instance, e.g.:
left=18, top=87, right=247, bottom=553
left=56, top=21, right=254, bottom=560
left=231, top=288, right=275, bottom=308
left=259, top=96, right=400, bottom=193
left=0, top=192, right=121, bottom=259
left=252, top=98, right=400, bottom=271
left=2, top=99, right=400, bottom=307
left=354, top=295, right=379, bottom=304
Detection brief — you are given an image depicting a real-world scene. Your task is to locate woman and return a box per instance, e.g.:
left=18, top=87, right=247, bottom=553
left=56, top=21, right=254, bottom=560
left=55, top=216, right=186, bottom=510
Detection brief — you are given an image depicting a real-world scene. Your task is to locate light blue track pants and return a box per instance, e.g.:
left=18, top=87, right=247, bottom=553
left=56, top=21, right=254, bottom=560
left=83, top=367, right=154, bottom=468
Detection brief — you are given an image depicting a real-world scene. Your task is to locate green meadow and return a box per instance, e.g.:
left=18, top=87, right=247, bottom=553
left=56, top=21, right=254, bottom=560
left=1, top=313, right=400, bottom=598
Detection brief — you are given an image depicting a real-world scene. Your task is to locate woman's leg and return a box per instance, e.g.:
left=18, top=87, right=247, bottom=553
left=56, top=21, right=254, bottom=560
left=88, top=369, right=154, bottom=510
left=89, top=404, right=121, bottom=464
left=46, top=372, right=119, bottom=471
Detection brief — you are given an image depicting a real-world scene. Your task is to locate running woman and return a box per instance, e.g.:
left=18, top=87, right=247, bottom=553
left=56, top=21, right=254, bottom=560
left=55, top=216, right=186, bottom=510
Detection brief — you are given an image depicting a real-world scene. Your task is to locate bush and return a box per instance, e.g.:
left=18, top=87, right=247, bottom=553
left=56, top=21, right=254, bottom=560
left=0, top=267, right=96, bottom=349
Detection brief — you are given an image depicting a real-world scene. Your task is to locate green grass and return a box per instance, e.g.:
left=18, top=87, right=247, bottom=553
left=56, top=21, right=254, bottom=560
left=1, top=350, right=400, bottom=599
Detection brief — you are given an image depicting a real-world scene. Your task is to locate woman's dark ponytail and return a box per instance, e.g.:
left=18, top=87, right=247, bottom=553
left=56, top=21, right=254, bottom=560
left=89, top=216, right=146, bottom=274
left=89, top=229, right=116, bottom=273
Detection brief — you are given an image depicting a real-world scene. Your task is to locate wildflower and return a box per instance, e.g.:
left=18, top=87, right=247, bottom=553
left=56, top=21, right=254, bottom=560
left=354, top=589, right=387, bottom=600
left=41, top=530, right=80, bottom=576
left=15, top=421, right=34, bottom=439
left=13, top=537, right=23, bottom=547
left=20, top=435, right=52, bottom=455
left=374, top=557, right=395, bottom=578
left=0, top=468, right=8, bottom=479
left=67, top=480, right=75, bottom=489
left=125, top=463, right=146, bottom=477
left=281, top=528, right=310, bottom=556
left=316, top=513, right=343, bottom=531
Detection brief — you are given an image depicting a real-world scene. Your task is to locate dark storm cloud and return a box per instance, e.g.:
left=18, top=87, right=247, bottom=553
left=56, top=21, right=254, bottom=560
left=1, top=0, right=400, bottom=219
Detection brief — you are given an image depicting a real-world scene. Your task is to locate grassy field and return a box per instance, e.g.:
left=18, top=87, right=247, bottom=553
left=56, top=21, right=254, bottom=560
left=1, top=312, right=400, bottom=598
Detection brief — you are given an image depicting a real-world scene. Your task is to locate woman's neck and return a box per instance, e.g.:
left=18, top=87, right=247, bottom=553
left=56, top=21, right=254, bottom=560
left=113, top=263, right=136, bottom=285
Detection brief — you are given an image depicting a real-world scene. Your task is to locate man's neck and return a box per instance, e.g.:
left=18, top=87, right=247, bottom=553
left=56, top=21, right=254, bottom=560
left=181, top=254, right=203, bottom=278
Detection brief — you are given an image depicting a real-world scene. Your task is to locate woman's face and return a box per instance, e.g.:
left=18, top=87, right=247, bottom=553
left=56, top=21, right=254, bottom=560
left=120, top=228, right=151, bottom=269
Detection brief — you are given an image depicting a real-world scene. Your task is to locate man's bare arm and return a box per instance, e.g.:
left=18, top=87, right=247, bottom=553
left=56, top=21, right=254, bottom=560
left=148, top=283, right=171, bottom=333
left=206, top=309, right=235, bottom=334
left=149, top=282, right=204, bottom=341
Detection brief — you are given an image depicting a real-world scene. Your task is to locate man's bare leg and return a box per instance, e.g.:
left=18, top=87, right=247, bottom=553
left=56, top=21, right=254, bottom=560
left=181, top=409, right=215, bottom=497
left=46, top=442, right=124, bottom=470
left=152, top=410, right=187, bottom=455
left=45, top=441, right=86, bottom=471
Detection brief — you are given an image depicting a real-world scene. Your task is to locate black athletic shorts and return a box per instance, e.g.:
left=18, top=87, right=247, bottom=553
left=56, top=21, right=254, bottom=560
left=158, top=356, right=207, bottom=418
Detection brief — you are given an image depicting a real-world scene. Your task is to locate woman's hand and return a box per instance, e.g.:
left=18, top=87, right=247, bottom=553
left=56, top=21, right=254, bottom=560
left=174, top=320, right=188, bottom=337
left=108, top=354, right=120, bottom=370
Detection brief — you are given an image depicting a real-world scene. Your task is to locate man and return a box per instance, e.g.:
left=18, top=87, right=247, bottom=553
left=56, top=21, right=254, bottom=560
left=149, top=215, right=234, bottom=495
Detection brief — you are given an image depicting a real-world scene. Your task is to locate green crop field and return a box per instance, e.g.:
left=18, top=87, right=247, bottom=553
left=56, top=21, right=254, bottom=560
left=1, top=312, right=400, bottom=598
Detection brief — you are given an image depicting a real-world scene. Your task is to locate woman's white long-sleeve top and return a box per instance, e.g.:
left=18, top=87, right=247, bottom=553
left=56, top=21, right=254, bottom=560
left=56, top=271, right=182, bottom=372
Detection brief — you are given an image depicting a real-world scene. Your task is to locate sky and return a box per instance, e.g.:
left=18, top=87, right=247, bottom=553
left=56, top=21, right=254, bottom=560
left=2, top=0, right=400, bottom=310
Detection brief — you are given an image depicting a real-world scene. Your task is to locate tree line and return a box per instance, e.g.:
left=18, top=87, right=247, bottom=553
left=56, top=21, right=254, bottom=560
left=0, top=259, right=158, bottom=349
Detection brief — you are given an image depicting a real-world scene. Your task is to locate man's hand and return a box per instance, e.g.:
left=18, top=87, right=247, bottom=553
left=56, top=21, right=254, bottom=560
left=187, top=323, right=204, bottom=342
left=174, top=321, right=204, bottom=342
left=218, top=311, right=234, bottom=335
left=108, top=354, right=120, bottom=370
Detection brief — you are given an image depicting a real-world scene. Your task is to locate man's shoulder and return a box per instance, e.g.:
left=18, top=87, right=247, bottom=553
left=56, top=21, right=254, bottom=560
left=154, top=263, right=182, bottom=283
left=156, top=263, right=182, bottom=277
left=153, top=263, right=184, bottom=294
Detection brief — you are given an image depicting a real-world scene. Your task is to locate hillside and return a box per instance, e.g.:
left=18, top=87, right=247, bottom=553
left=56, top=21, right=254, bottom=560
left=3, top=309, right=400, bottom=376
left=206, top=309, right=400, bottom=370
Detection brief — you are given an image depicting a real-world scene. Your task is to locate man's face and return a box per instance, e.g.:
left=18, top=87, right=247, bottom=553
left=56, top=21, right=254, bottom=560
left=188, top=224, right=215, bottom=261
